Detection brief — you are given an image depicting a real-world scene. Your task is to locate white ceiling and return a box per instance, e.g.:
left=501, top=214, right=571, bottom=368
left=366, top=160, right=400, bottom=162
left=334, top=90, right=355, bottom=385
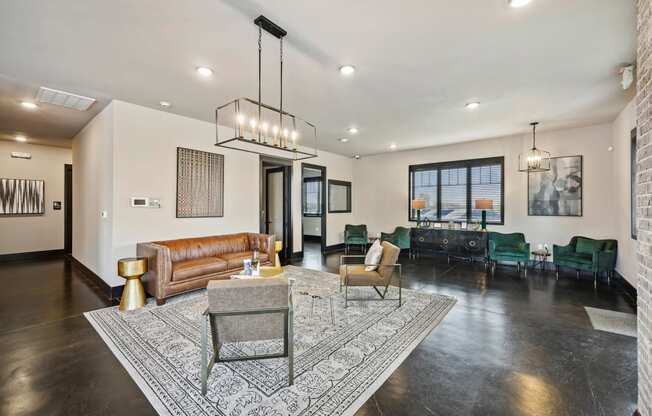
left=0, top=0, right=636, bottom=155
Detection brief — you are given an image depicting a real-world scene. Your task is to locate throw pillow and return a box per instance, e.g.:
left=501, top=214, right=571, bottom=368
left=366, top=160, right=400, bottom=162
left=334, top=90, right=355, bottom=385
left=576, top=238, right=603, bottom=255
left=365, top=240, right=384, bottom=272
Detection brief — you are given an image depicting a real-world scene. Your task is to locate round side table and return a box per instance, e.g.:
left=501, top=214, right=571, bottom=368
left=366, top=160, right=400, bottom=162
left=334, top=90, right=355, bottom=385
left=117, top=257, right=148, bottom=311
left=531, top=250, right=551, bottom=271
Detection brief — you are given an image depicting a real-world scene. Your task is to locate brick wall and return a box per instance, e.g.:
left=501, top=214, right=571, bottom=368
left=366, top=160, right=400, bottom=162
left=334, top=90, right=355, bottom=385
left=640, top=0, right=652, bottom=414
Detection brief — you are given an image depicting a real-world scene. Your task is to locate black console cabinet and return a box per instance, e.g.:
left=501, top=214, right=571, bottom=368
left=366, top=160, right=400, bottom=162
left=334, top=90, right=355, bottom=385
left=411, top=228, right=488, bottom=263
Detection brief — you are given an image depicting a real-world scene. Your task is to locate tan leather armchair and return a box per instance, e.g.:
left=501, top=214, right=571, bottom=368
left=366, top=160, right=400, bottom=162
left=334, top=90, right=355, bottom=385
left=339, top=241, right=403, bottom=307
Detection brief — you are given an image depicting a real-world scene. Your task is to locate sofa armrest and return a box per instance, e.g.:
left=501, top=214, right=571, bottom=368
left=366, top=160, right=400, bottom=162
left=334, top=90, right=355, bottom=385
left=265, top=234, right=275, bottom=266
left=553, top=244, right=572, bottom=261
left=137, top=242, right=171, bottom=301
left=517, top=242, right=530, bottom=254
left=593, top=250, right=617, bottom=271
left=488, top=240, right=497, bottom=257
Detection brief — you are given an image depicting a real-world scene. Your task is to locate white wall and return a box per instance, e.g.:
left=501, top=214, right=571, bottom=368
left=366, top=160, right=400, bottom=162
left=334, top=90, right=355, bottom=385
left=612, top=99, right=637, bottom=285
left=110, top=101, right=261, bottom=284
left=303, top=216, right=321, bottom=237
left=292, top=150, right=354, bottom=252
left=73, top=100, right=355, bottom=287
left=353, top=123, right=617, bottom=255
left=72, top=103, right=115, bottom=284
left=0, top=141, right=72, bottom=255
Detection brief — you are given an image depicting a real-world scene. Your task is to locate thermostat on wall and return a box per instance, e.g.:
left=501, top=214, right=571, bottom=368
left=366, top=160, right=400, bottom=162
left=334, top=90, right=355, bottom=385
left=131, top=197, right=161, bottom=208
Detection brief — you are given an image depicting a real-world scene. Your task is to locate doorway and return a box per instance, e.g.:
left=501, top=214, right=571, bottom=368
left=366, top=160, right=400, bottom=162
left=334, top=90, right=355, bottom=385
left=261, top=158, right=293, bottom=262
left=301, top=164, right=326, bottom=254
left=64, top=164, right=73, bottom=255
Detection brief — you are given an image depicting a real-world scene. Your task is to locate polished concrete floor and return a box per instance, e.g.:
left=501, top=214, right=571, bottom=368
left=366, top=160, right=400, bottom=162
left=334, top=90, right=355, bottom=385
left=0, top=244, right=637, bottom=415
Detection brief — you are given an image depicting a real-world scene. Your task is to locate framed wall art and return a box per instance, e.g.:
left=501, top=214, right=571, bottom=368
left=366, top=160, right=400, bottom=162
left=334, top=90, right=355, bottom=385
left=176, top=147, right=224, bottom=218
left=528, top=155, right=582, bottom=217
left=0, top=178, right=45, bottom=215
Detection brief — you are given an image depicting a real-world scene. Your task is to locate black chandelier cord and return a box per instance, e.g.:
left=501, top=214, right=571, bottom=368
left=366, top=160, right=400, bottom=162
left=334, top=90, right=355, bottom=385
left=531, top=122, right=538, bottom=150
left=280, top=36, right=284, bottom=133
left=257, top=23, right=262, bottom=141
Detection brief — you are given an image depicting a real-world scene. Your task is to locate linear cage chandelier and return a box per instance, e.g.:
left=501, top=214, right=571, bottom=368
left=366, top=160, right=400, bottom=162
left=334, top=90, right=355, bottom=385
left=215, top=15, right=317, bottom=160
left=518, top=121, right=551, bottom=172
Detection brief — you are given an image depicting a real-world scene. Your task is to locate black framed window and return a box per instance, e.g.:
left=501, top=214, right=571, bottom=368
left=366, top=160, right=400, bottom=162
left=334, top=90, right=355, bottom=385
left=409, top=156, right=504, bottom=224
left=303, top=177, right=322, bottom=216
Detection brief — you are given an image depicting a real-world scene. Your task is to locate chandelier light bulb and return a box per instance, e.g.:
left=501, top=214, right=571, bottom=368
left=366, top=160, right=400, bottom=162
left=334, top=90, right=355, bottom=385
left=339, top=65, right=356, bottom=76
left=196, top=66, right=214, bottom=77
left=20, top=101, right=38, bottom=110
left=508, top=0, right=532, bottom=8
left=15, top=135, right=27, bottom=142
left=236, top=113, right=246, bottom=124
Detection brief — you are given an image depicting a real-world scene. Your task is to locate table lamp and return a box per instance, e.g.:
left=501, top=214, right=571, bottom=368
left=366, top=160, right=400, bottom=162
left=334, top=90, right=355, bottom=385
left=411, top=199, right=426, bottom=227
left=474, top=199, right=493, bottom=231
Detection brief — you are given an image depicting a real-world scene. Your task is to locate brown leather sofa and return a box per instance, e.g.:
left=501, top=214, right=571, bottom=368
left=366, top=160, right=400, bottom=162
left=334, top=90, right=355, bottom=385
left=137, top=233, right=275, bottom=305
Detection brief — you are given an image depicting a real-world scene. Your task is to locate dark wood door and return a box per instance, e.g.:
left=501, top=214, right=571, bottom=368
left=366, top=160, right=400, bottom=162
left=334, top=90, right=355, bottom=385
left=64, top=164, right=72, bottom=254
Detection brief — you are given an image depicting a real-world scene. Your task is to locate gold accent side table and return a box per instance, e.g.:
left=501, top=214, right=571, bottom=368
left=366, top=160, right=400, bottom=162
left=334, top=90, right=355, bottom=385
left=117, top=257, right=148, bottom=311
left=258, top=240, right=283, bottom=277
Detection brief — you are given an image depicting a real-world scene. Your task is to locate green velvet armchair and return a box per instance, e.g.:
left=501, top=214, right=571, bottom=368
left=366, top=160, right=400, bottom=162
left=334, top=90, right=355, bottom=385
left=381, top=227, right=411, bottom=251
left=488, top=232, right=530, bottom=277
left=553, top=236, right=617, bottom=288
left=344, top=224, right=368, bottom=254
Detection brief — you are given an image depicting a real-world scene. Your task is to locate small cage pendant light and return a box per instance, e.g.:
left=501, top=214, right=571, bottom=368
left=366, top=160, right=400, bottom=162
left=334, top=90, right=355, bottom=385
left=518, top=122, right=551, bottom=172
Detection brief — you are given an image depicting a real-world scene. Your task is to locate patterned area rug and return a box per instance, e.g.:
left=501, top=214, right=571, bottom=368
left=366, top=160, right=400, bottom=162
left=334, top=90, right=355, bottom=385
left=85, top=265, right=456, bottom=416
left=585, top=306, right=637, bottom=338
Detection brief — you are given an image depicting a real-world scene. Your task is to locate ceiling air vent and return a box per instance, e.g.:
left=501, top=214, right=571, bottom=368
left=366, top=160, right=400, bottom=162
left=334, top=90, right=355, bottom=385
left=36, top=87, right=96, bottom=111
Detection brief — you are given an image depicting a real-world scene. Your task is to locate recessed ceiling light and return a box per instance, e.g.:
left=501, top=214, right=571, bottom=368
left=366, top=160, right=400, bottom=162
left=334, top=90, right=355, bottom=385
left=339, top=65, right=356, bottom=76
left=196, top=66, right=214, bottom=77
left=347, top=127, right=359, bottom=135
left=338, top=138, right=349, bottom=143
left=389, top=144, right=397, bottom=150
left=15, top=135, right=27, bottom=142
left=20, top=101, right=38, bottom=110
left=508, top=0, right=532, bottom=8
left=465, top=102, right=480, bottom=110
left=159, top=101, right=171, bottom=108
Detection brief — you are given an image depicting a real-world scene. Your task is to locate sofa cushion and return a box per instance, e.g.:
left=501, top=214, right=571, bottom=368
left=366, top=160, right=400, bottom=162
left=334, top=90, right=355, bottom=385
left=496, top=245, right=521, bottom=254
left=564, top=252, right=593, bottom=266
left=155, top=233, right=253, bottom=262
left=219, top=251, right=269, bottom=270
left=576, top=238, right=603, bottom=255
left=172, top=257, right=227, bottom=281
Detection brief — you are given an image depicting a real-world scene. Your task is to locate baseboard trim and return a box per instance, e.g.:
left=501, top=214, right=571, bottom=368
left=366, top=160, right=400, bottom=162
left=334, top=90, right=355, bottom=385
left=0, top=249, right=65, bottom=263
left=70, top=256, right=124, bottom=301
left=291, top=251, right=304, bottom=261
left=614, top=270, right=637, bottom=307
left=303, top=235, right=322, bottom=243
left=325, top=243, right=345, bottom=253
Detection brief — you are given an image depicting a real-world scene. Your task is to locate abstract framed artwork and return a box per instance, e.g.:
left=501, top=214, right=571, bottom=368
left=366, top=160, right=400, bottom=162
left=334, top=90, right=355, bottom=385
left=528, top=155, right=582, bottom=217
left=176, top=147, right=224, bottom=218
left=0, top=178, right=45, bottom=215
